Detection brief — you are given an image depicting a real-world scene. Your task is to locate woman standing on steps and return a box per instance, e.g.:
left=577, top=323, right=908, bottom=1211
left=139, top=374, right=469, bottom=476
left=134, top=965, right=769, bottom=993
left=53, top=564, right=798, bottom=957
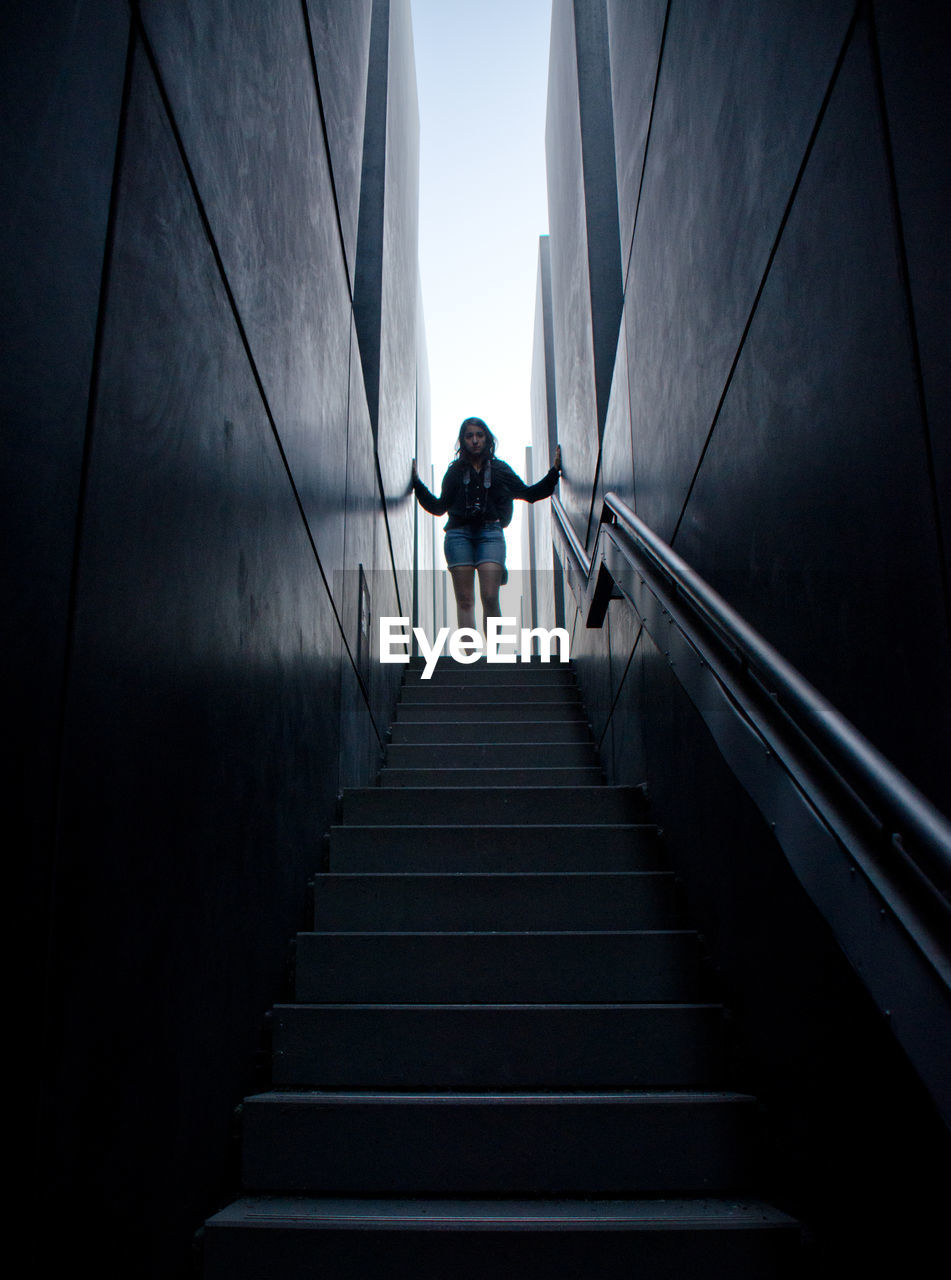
left=411, top=417, right=562, bottom=633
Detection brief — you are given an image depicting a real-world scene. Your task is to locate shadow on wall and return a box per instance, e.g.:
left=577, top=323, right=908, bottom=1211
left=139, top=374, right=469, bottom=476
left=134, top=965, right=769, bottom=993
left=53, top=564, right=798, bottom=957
left=4, top=1, right=424, bottom=1275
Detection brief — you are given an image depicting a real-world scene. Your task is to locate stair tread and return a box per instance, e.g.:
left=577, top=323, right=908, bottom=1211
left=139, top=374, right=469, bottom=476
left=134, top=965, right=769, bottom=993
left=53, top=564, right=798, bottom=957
left=400, top=687, right=582, bottom=698
left=346, top=784, right=636, bottom=794
left=379, top=767, right=604, bottom=787
left=208, top=1196, right=798, bottom=1228
left=328, top=824, right=663, bottom=872
left=383, top=742, right=593, bottom=757
left=390, top=722, right=593, bottom=742
left=389, top=737, right=593, bottom=747
left=403, top=677, right=576, bottom=687
left=331, top=821, right=658, bottom=830
left=396, top=701, right=588, bottom=711
left=390, top=725, right=587, bottom=730
left=395, top=699, right=584, bottom=706
left=317, top=870, right=669, bottom=878
left=277, top=1001, right=721, bottom=1009
left=340, top=787, right=649, bottom=826
left=395, top=705, right=587, bottom=720
left=299, top=928, right=695, bottom=937
left=404, top=666, right=575, bottom=673
left=246, top=1090, right=753, bottom=1104
left=379, top=767, right=602, bottom=775
left=312, top=872, right=679, bottom=930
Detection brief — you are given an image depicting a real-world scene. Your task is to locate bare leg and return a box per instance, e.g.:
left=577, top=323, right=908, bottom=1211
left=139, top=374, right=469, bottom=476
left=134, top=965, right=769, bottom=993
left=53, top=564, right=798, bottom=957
left=477, top=562, right=503, bottom=633
left=449, top=565, right=477, bottom=631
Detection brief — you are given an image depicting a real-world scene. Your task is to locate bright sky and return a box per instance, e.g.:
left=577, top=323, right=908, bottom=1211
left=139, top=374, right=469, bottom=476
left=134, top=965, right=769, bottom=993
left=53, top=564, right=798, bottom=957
left=411, top=0, right=553, bottom=570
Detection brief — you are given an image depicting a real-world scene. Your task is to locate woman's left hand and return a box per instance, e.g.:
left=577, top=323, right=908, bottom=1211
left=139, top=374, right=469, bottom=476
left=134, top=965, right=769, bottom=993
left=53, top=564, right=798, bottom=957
left=553, top=444, right=562, bottom=472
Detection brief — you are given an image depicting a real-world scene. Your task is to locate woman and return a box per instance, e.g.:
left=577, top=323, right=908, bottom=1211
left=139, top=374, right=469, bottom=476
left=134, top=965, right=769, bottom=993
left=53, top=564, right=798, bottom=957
left=411, top=417, right=562, bottom=632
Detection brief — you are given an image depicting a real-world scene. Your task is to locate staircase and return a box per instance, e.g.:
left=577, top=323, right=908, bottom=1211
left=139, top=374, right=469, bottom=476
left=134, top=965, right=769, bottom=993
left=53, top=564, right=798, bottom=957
left=203, top=657, right=800, bottom=1277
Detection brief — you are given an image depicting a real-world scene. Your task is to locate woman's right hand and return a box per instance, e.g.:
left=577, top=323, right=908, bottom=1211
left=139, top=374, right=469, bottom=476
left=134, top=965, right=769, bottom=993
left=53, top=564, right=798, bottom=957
left=411, top=458, right=418, bottom=482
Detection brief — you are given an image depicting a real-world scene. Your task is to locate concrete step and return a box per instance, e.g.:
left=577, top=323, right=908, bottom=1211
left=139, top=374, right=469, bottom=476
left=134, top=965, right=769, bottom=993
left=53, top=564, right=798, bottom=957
left=384, top=741, right=599, bottom=768
left=395, top=701, right=587, bottom=722
left=327, top=824, right=664, bottom=872
left=271, top=1003, right=723, bottom=1089
left=404, top=665, right=576, bottom=684
left=340, top=785, right=648, bottom=827
left=400, top=683, right=582, bottom=704
left=294, top=931, right=700, bottom=1003
left=239, top=1091, right=756, bottom=1195
left=389, top=719, right=592, bottom=744
left=378, top=766, right=603, bottom=787
left=203, top=1197, right=801, bottom=1280
left=311, top=871, right=679, bottom=931
left=204, top=650, right=805, bottom=1276
left=407, top=654, right=571, bottom=671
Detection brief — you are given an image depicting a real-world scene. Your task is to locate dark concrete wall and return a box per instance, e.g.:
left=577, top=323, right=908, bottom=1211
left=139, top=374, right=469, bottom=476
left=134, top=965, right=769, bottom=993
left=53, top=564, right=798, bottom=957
left=414, top=269, right=434, bottom=639
left=545, top=0, right=623, bottom=548
left=545, top=0, right=951, bottom=812
left=306, top=0, right=373, bottom=292
left=529, top=236, right=564, bottom=633
left=606, top=0, right=951, bottom=812
left=1, top=4, right=131, bottom=1175
left=5, top=2, right=422, bottom=1275
left=539, top=0, right=951, bottom=1269
left=375, top=0, right=419, bottom=623
left=353, top=0, right=418, bottom=623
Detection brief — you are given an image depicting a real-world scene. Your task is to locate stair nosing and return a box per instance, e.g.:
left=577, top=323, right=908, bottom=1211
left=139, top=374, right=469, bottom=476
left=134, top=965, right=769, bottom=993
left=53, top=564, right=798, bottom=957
left=244, top=1089, right=756, bottom=1104
left=316, top=870, right=672, bottom=878
left=297, top=929, right=696, bottom=939
left=331, top=822, right=660, bottom=831
left=275, top=1002, right=723, bottom=1011
left=206, top=1195, right=800, bottom=1228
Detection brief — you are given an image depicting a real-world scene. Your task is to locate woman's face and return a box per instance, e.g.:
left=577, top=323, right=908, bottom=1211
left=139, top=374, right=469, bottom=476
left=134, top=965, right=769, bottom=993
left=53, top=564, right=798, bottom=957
left=463, top=425, right=487, bottom=457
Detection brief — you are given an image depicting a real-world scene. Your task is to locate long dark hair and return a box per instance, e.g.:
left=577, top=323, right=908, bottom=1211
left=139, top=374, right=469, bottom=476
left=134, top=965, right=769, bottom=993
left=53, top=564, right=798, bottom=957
left=454, top=416, right=497, bottom=462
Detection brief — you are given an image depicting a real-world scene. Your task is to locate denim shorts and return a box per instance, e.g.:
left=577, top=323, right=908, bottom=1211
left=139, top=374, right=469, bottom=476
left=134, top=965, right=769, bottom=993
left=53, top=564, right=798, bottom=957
left=444, top=520, right=506, bottom=569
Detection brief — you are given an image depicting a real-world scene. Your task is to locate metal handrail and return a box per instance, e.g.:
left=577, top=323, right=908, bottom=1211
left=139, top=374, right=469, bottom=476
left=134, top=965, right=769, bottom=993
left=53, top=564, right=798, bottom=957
left=550, top=489, right=951, bottom=1129
left=550, top=489, right=951, bottom=901
left=551, top=493, right=590, bottom=578
left=601, top=492, right=951, bottom=899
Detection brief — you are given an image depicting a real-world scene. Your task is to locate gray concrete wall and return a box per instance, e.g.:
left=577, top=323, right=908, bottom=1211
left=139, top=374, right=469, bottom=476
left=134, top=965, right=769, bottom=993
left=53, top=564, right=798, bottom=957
left=547, top=0, right=951, bottom=817
left=540, top=0, right=951, bottom=1268
left=4, top=2, right=423, bottom=1274
left=545, top=0, right=623, bottom=549
left=605, top=0, right=951, bottom=813
left=414, top=268, right=434, bottom=639
left=529, top=236, right=563, bottom=632
left=354, top=0, right=419, bottom=627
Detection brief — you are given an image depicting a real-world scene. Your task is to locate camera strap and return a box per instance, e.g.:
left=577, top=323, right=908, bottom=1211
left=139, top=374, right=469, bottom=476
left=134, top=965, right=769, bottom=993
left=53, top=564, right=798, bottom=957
left=462, top=460, right=492, bottom=522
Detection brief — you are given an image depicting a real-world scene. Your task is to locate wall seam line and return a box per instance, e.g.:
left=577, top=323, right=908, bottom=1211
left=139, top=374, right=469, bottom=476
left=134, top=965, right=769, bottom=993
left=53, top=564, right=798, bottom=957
left=668, top=0, right=863, bottom=550
left=597, top=621, right=642, bottom=753
left=619, top=0, right=671, bottom=525
left=623, top=0, right=671, bottom=295
left=374, top=449, right=404, bottom=620
left=300, top=0, right=355, bottom=305
left=584, top=446, right=603, bottom=550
